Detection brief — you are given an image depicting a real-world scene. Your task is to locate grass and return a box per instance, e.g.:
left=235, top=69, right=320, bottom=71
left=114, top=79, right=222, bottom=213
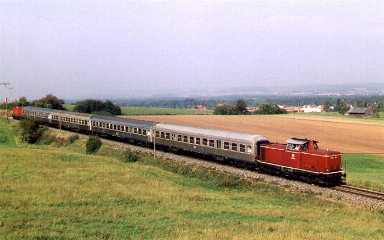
left=344, top=154, right=384, bottom=191
left=121, top=106, right=212, bottom=115
left=64, top=104, right=213, bottom=115
left=1, top=121, right=384, bottom=239
left=281, top=111, right=384, bottom=125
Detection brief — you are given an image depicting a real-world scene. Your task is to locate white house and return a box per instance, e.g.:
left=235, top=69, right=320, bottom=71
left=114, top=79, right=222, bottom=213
left=300, top=105, right=323, bottom=113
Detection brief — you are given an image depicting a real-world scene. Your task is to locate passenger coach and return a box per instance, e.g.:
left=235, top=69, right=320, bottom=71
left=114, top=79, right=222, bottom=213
left=154, top=123, right=269, bottom=162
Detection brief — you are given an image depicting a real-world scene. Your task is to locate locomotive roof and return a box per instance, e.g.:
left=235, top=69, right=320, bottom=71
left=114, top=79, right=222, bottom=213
left=91, top=115, right=158, bottom=129
left=155, top=123, right=268, bottom=143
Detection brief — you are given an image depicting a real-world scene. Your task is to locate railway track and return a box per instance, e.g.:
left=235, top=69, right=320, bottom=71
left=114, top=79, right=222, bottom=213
left=333, top=185, right=384, bottom=201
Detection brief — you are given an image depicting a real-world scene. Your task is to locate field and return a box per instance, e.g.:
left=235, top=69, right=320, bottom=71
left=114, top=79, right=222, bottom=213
left=121, top=106, right=212, bottom=115
left=130, top=114, right=384, bottom=154
left=63, top=104, right=212, bottom=115
left=1, top=120, right=384, bottom=239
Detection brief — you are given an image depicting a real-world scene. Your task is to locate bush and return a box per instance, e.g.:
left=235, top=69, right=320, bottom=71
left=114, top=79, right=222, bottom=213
left=120, top=149, right=139, bottom=163
left=86, top=136, right=102, bottom=154
left=68, top=134, right=79, bottom=144
left=18, top=119, right=45, bottom=143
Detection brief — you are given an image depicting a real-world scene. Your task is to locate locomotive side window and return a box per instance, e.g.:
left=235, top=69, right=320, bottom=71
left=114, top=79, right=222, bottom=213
left=224, top=142, right=230, bottom=150
left=202, top=138, right=208, bottom=145
left=232, top=143, right=238, bottom=151
left=196, top=138, right=201, bottom=145
left=216, top=140, right=222, bottom=149
left=240, top=144, right=245, bottom=153
left=209, top=140, right=215, bottom=147
left=190, top=137, right=194, bottom=144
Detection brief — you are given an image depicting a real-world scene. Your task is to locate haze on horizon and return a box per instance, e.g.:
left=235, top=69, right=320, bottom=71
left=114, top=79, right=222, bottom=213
left=0, top=0, right=383, bottom=100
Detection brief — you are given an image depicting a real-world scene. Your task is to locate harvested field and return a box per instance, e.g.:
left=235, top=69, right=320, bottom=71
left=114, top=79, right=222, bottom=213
left=128, top=115, right=384, bottom=154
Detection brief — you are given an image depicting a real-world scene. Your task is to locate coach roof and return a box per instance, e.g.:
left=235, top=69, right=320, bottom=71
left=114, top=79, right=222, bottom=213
left=91, top=115, right=158, bottom=129
left=155, top=123, right=268, bottom=143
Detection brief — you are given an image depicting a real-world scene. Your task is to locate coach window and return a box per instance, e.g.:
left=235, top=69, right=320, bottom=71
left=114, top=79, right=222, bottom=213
left=156, top=131, right=160, bottom=138
left=134, top=128, right=138, bottom=134
left=160, top=132, right=165, bottom=138
left=202, top=138, right=208, bottom=145
left=240, top=144, right=246, bottom=153
left=224, top=142, right=230, bottom=150
left=216, top=140, right=222, bottom=149
left=190, top=137, right=194, bottom=144
left=232, top=143, right=238, bottom=151
left=143, top=129, right=147, bottom=135
left=177, top=135, right=182, bottom=142
left=209, top=140, right=215, bottom=147
left=165, top=133, right=170, bottom=139
left=196, top=138, right=201, bottom=145
left=139, top=129, right=143, bottom=135
left=183, top=136, right=188, bottom=143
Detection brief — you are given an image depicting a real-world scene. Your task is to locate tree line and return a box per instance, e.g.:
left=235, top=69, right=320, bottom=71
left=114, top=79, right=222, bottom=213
left=4, top=95, right=121, bottom=116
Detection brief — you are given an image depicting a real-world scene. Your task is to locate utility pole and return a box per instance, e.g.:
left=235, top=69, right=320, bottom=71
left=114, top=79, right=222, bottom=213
left=0, top=82, right=11, bottom=119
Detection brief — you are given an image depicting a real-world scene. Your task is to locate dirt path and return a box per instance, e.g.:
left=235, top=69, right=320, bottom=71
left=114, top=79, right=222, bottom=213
left=127, top=115, right=384, bottom=154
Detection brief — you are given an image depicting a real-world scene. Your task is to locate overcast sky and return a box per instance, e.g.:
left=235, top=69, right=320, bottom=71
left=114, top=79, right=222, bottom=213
left=0, top=0, right=383, bottom=99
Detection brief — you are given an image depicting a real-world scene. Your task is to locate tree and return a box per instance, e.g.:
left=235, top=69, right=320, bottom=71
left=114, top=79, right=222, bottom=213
left=86, top=136, right=102, bottom=154
left=32, top=94, right=65, bottom=110
left=322, top=100, right=331, bottom=112
left=214, top=104, right=236, bottom=115
left=335, top=99, right=350, bottom=115
left=254, top=103, right=287, bottom=115
left=235, top=99, right=248, bottom=114
left=17, top=97, right=29, bottom=106
left=73, top=99, right=122, bottom=115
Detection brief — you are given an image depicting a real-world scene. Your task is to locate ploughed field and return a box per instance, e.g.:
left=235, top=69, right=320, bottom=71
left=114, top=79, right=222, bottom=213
left=129, top=114, right=384, bottom=154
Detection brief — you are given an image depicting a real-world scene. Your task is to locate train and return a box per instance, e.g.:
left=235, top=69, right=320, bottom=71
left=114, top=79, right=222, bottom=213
left=11, top=106, right=345, bottom=186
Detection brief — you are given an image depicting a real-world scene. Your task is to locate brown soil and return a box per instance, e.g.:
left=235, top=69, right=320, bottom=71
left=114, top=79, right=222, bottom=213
left=128, top=115, right=384, bottom=154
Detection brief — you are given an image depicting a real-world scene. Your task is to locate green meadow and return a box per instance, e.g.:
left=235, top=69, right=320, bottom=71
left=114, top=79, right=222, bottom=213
left=0, top=119, right=384, bottom=239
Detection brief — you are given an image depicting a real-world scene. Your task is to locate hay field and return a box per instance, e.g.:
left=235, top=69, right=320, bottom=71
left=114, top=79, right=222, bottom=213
left=129, top=115, right=384, bottom=154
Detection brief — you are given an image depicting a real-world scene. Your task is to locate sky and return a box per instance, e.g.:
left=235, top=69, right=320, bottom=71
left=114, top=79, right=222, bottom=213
left=0, top=0, right=383, bottom=99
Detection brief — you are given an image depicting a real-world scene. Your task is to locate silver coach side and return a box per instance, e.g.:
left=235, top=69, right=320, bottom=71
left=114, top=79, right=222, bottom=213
left=154, top=123, right=268, bottom=162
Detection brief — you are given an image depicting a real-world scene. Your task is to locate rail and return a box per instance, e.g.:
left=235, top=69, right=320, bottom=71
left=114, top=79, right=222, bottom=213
left=333, top=185, right=384, bottom=201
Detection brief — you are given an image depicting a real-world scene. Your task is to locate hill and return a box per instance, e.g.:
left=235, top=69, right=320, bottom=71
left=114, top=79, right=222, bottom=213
left=1, top=119, right=384, bottom=239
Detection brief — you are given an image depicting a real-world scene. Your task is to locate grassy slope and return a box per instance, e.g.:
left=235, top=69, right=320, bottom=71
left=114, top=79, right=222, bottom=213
left=1, top=120, right=384, bottom=239
left=344, top=154, right=384, bottom=191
